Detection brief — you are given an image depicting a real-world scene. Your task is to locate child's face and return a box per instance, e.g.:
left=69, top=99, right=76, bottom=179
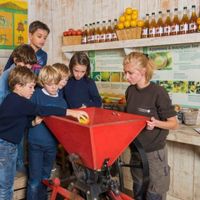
left=123, top=62, right=145, bottom=85
left=58, top=74, right=69, bottom=89
left=29, top=28, right=48, bottom=50
left=72, top=64, right=87, bottom=80
left=43, top=82, right=59, bottom=95
left=15, top=82, right=36, bottom=99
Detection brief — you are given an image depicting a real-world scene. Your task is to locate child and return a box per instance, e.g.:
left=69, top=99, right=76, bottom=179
left=123, top=52, right=178, bottom=200
left=64, top=52, right=102, bottom=108
left=0, top=66, right=88, bottom=200
left=4, top=20, right=50, bottom=74
left=26, top=65, right=68, bottom=200
left=52, top=62, right=69, bottom=96
left=0, top=44, right=37, bottom=104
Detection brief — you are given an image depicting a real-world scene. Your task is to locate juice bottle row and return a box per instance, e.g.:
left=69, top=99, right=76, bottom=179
left=142, top=5, right=199, bottom=38
left=81, top=20, right=118, bottom=44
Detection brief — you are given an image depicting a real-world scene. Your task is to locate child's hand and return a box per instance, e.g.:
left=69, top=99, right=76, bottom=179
left=146, top=117, right=157, bottom=130
left=67, top=109, right=89, bottom=121
left=32, top=116, right=43, bottom=126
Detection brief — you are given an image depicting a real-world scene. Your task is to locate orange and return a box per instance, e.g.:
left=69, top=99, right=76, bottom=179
left=125, top=14, right=132, bottom=21
left=117, top=23, right=124, bottom=30
left=131, top=13, right=138, bottom=20
left=125, top=7, right=133, bottom=15
left=124, top=20, right=131, bottom=28
left=119, top=15, right=125, bottom=23
left=130, top=20, right=137, bottom=27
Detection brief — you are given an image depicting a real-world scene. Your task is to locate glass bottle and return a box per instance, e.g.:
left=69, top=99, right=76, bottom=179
left=105, top=20, right=112, bottom=42
left=155, top=11, right=164, bottom=37
left=171, top=8, right=180, bottom=35
left=163, top=10, right=171, bottom=36
left=81, top=24, right=88, bottom=44
left=99, top=21, right=106, bottom=42
left=149, top=13, right=156, bottom=37
left=180, top=7, right=189, bottom=34
left=111, top=19, right=118, bottom=41
left=189, top=5, right=198, bottom=33
left=94, top=21, right=101, bottom=43
left=141, top=14, right=149, bottom=38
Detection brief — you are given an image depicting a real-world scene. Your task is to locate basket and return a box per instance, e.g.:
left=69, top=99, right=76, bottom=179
left=116, top=27, right=142, bottom=40
left=62, top=36, right=82, bottom=45
left=182, top=108, right=200, bottom=125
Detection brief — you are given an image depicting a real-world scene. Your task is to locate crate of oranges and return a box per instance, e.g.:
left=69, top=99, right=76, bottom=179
left=116, top=7, right=144, bottom=40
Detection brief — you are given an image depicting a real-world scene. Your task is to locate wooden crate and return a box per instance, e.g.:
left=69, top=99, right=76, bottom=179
left=13, top=172, right=27, bottom=200
left=63, top=36, right=82, bottom=45
left=116, top=27, right=142, bottom=40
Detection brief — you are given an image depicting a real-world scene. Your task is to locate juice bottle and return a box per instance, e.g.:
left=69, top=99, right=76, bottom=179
left=163, top=10, right=171, bottom=36
left=171, top=8, right=180, bottom=35
left=189, top=5, right=198, bottom=33
left=81, top=24, right=88, bottom=44
left=180, top=7, right=189, bottom=34
left=141, top=14, right=149, bottom=38
left=94, top=21, right=101, bottom=43
left=105, top=20, right=112, bottom=42
left=149, top=13, right=156, bottom=37
left=99, top=21, right=106, bottom=42
left=155, top=11, right=164, bottom=37
left=111, top=19, right=118, bottom=41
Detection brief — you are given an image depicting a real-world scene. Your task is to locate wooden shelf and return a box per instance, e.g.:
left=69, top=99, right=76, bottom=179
left=62, top=32, right=200, bottom=53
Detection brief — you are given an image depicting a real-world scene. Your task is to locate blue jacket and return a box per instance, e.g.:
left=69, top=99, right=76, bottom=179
left=28, top=88, right=67, bottom=146
left=0, top=92, right=66, bottom=144
left=64, top=76, right=102, bottom=108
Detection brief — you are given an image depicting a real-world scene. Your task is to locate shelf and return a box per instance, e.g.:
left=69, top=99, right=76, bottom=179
left=62, top=32, right=200, bottom=54
left=0, top=49, right=12, bottom=58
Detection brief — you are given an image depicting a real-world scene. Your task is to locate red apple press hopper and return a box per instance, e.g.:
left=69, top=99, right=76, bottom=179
left=44, top=107, right=148, bottom=170
left=43, top=107, right=148, bottom=200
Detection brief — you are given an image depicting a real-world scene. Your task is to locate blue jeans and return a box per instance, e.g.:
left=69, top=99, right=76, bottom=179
left=27, top=143, right=57, bottom=200
left=0, top=138, right=17, bottom=200
left=16, top=137, right=25, bottom=171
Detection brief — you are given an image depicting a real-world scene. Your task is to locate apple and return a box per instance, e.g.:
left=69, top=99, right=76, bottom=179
left=79, top=117, right=90, bottom=125
left=76, top=29, right=83, bottom=35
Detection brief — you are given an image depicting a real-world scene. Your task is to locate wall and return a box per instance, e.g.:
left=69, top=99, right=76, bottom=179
left=1, top=0, right=200, bottom=70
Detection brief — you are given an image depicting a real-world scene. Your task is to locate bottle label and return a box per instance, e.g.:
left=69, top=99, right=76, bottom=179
left=180, top=23, right=188, bottom=32
left=90, top=35, right=95, bottom=42
left=189, top=23, right=197, bottom=31
left=142, top=28, right=148, bottom=36
left=171, top=24, right=179, bottom=33
left=149, top=28, right=155, bottom=36
left=155, top=27, right=163, bottom=35
left=105, top=33, right=112, bottom=41
left=111, top=33, right=117, bottom=40
left=81, top=36, right=87, bottom=44
left=100, top=34, right=106, bottom=41
left=163, top=26, right=171, bottom=34
left=94, top=34, right=100, bottom=41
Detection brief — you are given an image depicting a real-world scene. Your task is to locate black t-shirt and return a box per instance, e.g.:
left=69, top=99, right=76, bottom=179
left=125, top=82, right=176, bottom=152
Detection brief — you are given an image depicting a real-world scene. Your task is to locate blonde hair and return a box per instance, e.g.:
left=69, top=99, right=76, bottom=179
left=38, top=65, right=61, bottom=87
left=8, top=66, right=37, bottom=91
left=123, top=52, right=155, bottom=82
left=52, top=63, right=69, bottom=77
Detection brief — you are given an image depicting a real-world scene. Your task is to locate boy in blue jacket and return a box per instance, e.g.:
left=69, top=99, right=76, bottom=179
left=4, top=20, right=50, bottom=75
left=0, top=66, right=88, bottom=200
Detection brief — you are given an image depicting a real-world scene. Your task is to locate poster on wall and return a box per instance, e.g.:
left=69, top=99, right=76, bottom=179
left=145, top=44, right=200, bottom=108
left=89, top=50, right=128, bottom=105
left=0, top=0, right=28, bottom=49
left=90, top=44, right=200, bottom=108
